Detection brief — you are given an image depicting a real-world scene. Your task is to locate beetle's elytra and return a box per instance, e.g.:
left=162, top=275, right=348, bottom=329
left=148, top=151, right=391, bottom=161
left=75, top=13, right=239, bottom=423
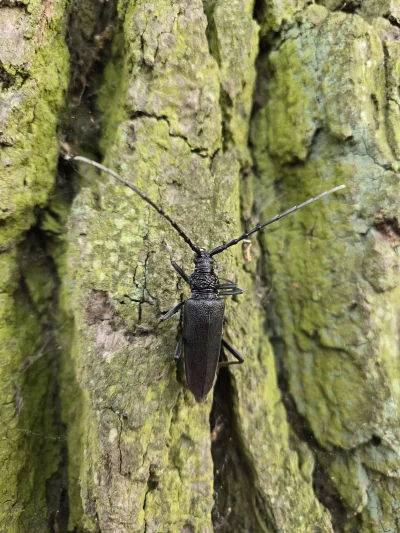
left=69, top=154, right=345, bottom=402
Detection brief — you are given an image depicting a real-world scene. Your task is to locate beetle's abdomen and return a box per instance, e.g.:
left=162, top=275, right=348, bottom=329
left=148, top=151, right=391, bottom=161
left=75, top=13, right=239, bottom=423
left=183, top=298, right=225, bottom=402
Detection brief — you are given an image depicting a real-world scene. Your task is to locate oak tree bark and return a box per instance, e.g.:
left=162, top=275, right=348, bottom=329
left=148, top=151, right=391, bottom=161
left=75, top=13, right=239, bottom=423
left=0, top=1, right=399, bottom=532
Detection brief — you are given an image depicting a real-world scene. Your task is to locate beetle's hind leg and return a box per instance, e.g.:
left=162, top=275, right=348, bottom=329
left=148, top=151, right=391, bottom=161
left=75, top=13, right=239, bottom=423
left=174, top=334, right=183, bottom=361
left=155, top=308, right=184, bottom=382
left=155, top=332, right=183, bottom=381
left=218, top=338, right=244, bottom=368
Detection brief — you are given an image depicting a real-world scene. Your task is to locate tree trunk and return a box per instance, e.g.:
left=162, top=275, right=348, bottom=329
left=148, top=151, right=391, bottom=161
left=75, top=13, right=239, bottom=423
left=1, top=1, right=399, bottom=532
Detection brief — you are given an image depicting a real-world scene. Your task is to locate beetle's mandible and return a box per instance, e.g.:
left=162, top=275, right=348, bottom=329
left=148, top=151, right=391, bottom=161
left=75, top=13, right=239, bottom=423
left=69, top=155, right=345, bottom=402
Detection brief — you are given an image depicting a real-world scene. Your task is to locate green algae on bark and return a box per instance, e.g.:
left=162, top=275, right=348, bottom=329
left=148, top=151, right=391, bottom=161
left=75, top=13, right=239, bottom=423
left=0, top=240, right=67, bottom=533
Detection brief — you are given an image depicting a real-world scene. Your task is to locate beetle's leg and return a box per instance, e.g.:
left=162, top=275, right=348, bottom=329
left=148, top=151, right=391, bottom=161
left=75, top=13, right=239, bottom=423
left=218, top=289, right=244, bottom=297
left=216, top=283, right=238, bottom=289
left=174, top=334, right=183, bottom=361
left=155, top=310, right=183, bottom=382
left=218, top=338, right=244, bottom=367
left=217, top=280, right=243, bottom=295
left=174, top=308, right=184, bottom=361
left=171, top=261, right=190, bottom=285
left=217, top=277, right=238, bottom=290
left=218, top=277, right=235, bottom=284
left=160, top=300, right=185, bottom=323
left=137, top=300, right=185, bottom=332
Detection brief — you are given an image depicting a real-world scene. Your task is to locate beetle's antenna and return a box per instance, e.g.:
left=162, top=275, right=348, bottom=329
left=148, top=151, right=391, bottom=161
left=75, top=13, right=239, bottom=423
left=209, top=185, right=345, bottom=257
left=72, top=155, right=202, bottom=256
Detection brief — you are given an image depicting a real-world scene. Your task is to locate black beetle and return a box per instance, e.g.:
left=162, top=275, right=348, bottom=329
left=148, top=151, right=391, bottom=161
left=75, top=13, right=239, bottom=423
left=70, top=155, right=344, bottom=402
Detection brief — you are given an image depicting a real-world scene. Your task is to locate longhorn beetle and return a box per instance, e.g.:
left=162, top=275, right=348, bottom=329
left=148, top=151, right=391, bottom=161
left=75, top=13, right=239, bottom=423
left=70, top=155, right=345, bottom=402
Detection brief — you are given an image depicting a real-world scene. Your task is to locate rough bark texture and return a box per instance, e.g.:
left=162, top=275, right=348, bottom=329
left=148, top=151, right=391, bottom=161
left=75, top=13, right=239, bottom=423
left=0, top=1, right=399, bottom=532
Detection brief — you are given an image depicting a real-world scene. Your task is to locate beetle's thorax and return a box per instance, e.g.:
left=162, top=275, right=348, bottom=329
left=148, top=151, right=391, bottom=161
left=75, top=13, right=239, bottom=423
left=189, top=251, right=218, bottom=298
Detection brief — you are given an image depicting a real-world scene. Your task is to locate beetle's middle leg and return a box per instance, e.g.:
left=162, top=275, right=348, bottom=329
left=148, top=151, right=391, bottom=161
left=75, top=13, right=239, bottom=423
left=218, top=338, right=244, bottom=368
left=159, top=300, right=186, bottom=323
left=137, top=300, right=185, bottom=332
left=173, top=307, right=185, bottom=362
left=174, top=334, right=183, bottom=361
left=137, top=259, right=187, bottom=332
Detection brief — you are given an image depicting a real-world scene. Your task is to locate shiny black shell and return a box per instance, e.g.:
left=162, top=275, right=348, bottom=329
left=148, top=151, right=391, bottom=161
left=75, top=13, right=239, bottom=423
left=183, top=297, right=225, bottom=402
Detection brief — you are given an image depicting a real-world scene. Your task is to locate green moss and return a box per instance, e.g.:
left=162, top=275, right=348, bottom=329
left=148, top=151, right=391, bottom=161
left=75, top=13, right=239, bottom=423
left=265, top=38, right=321, bottom=164
left=359, top=0, right=400, bottom=19
left=223, top=272, right=333, bottom=531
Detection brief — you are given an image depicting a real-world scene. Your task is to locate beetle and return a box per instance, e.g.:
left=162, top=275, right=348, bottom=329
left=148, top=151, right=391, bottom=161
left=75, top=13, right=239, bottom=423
left=70, top=155, right=344, bottom=402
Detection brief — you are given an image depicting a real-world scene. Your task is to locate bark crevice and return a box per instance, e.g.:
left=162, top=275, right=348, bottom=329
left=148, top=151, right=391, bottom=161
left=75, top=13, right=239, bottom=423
left=210, top=367, right=276, bottom=533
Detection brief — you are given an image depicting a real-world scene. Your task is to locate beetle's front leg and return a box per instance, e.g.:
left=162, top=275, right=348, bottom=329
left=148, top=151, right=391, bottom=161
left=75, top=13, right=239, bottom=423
left=217, top=288, right=244, bottom=296
left=171, top=260, right=190, bottom=285
left=218, top=338, right=244, bottom=368
left=217, top=280, right=243, bottom=297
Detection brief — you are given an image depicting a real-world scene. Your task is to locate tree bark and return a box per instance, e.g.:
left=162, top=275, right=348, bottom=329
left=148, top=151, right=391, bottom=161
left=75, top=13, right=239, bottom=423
left=0, top=1, right=70, bottom=532
left=1, top=1, right=399, bottom=532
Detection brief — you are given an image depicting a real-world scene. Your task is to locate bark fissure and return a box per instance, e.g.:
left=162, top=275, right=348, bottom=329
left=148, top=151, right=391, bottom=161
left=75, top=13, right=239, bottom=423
left=18, top=226, right=70, bottom=532
left=210, top=368, right=276, bottom=532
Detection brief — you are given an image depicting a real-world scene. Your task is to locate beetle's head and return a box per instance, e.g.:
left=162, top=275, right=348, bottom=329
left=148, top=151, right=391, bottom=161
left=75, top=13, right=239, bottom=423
left=193, top=249, right=214, bottom=272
